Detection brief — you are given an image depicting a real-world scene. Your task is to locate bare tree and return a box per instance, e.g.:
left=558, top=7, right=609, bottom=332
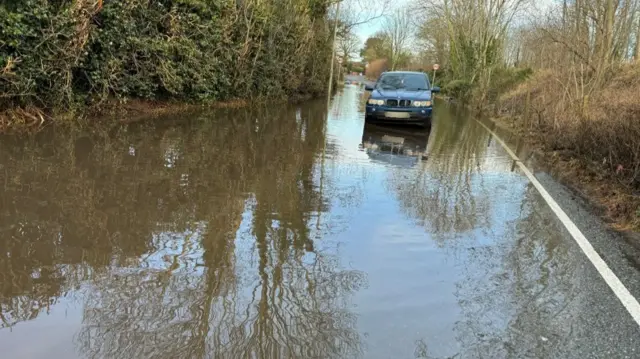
left=507, top=0, right=640, bottom=86
left=417, top=0, right=531, bottom=100
left=414, top=13, right=450, bottom=68
left=337, top=31, right=361, bottom=65
left=334, top=0, right=391, bottom=36
left=635, top=10, right=640, bottom=60
left=328, top=0, right=391, bottom=92
left=382, top=8, right=413, bottom=70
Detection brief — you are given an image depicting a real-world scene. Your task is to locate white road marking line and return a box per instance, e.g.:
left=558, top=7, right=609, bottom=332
left=477, top=120, right=640, bottom=326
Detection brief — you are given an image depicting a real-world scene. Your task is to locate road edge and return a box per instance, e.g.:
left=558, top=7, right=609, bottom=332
left=477, top=120, right=640, bottom=327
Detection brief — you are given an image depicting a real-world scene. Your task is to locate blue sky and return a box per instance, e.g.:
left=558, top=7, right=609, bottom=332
left=355, top=17, right=385, bottom=45
left=352, top=0, right=407, bottom=46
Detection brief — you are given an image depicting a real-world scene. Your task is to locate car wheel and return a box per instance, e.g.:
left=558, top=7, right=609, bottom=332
left=365, top=115, right=375, bottom=123
left=421, top=117, right=432, bottom=129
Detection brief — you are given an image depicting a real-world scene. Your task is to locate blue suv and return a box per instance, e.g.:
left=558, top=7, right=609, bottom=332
left=365, top=71, right=440, bottom=129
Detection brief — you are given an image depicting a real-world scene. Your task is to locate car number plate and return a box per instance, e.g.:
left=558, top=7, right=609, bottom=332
left=385, top=112, right=410, bottom=119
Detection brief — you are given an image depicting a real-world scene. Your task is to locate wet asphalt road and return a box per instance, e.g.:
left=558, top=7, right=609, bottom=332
left=0, top=84, right=639, bottom=358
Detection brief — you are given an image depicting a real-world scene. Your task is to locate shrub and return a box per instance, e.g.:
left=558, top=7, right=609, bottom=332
left=499, top=65, right=640, bottom=189
left=480, top=67, right=533, bottom=104
left=365, top=59, right=388, bottom=79
left=443, top=79, right=472, bottom=99
left=0, top=0, right=333, bottom=124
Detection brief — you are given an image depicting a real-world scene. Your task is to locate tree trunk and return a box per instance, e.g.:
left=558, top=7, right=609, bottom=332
left=603, top=0, right=615, bottom=66
left=575, top=0, right=590, bottom=64
left=563, top=0, right=568, bottom=30
left=595, top=0, right=616, bottom=73
left=636, top=18, right=640, bottom=61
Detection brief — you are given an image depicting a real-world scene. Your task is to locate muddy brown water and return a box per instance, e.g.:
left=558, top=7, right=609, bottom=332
left=1, top=85, right=639, bottom=359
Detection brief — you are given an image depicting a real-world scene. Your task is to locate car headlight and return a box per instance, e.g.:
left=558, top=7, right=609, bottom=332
left=368, top=99, right=385, bottom=105
left=412, top=101, right=432, bottom=107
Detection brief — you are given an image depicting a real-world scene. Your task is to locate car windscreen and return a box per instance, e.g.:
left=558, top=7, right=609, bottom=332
left=376, top=73, right=430, bottom=90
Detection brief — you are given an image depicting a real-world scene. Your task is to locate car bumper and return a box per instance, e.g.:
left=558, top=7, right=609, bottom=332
left=365, top=105, right=432, bottom=122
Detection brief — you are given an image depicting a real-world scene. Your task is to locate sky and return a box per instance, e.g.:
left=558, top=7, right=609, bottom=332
left=355, top=19, right=382, bottom=45
left=350, top=0, right=558, bottom=49
left=353, top=0, right=409, bottom=46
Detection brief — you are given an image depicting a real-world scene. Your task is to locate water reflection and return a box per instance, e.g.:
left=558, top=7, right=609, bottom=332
left=386, top=106, right=504, bottom=238
left=2, top=86, right=626, bottom=359
left=0, top=102, right=365, bottom=358
left=362, top=108, right=584, bottom=358
left=453, top=184, right=578, bottom=358
left=360, top=123, right=430, bottom=168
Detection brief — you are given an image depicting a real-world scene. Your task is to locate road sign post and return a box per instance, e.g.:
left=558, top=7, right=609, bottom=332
left=432, top=64, right=439, bottom=86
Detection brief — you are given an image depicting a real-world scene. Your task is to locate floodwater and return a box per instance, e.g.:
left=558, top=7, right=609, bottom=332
left=1, top=85, right=639, bottom=359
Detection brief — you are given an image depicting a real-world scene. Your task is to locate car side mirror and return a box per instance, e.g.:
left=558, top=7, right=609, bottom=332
left=365, top=84, right=374, bottom=91
left=431, top=86, right=441, bottom=93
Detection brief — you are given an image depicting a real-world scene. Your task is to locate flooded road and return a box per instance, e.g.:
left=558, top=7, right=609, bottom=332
left=1, top=85, right=640, bottom=359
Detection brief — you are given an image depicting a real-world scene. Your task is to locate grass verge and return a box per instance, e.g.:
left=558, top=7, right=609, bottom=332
left=495, top=65, right=640, bottom=230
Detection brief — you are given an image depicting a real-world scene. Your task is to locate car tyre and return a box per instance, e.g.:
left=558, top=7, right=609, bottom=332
left=421, top=117, right=432, bottom=130
left=365, top=115, right=375, bottom=123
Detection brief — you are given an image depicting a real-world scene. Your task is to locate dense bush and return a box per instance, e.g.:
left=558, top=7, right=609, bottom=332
left=442, top=79, right=471, bottom=98
left=0, top=0, right=333, bottom=122
left=436, top=66, right=532, bottom=104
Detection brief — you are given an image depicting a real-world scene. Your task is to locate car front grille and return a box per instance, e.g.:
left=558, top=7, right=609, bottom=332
left=386, top=99, right=411, bottom=107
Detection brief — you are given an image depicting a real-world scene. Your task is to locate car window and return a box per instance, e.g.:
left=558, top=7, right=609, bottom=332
left=377, top=73, right=430, bottom=90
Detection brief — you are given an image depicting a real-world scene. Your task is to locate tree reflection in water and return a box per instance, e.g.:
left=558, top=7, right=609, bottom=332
left=451, top=183, right=579, bottom=358
left=387, top=106, right=497, bottom=240
left=0, top=102, right=365, bottom=358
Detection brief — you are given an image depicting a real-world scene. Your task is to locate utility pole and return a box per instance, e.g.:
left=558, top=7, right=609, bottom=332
left=327, top=1, right=341, bottom=99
